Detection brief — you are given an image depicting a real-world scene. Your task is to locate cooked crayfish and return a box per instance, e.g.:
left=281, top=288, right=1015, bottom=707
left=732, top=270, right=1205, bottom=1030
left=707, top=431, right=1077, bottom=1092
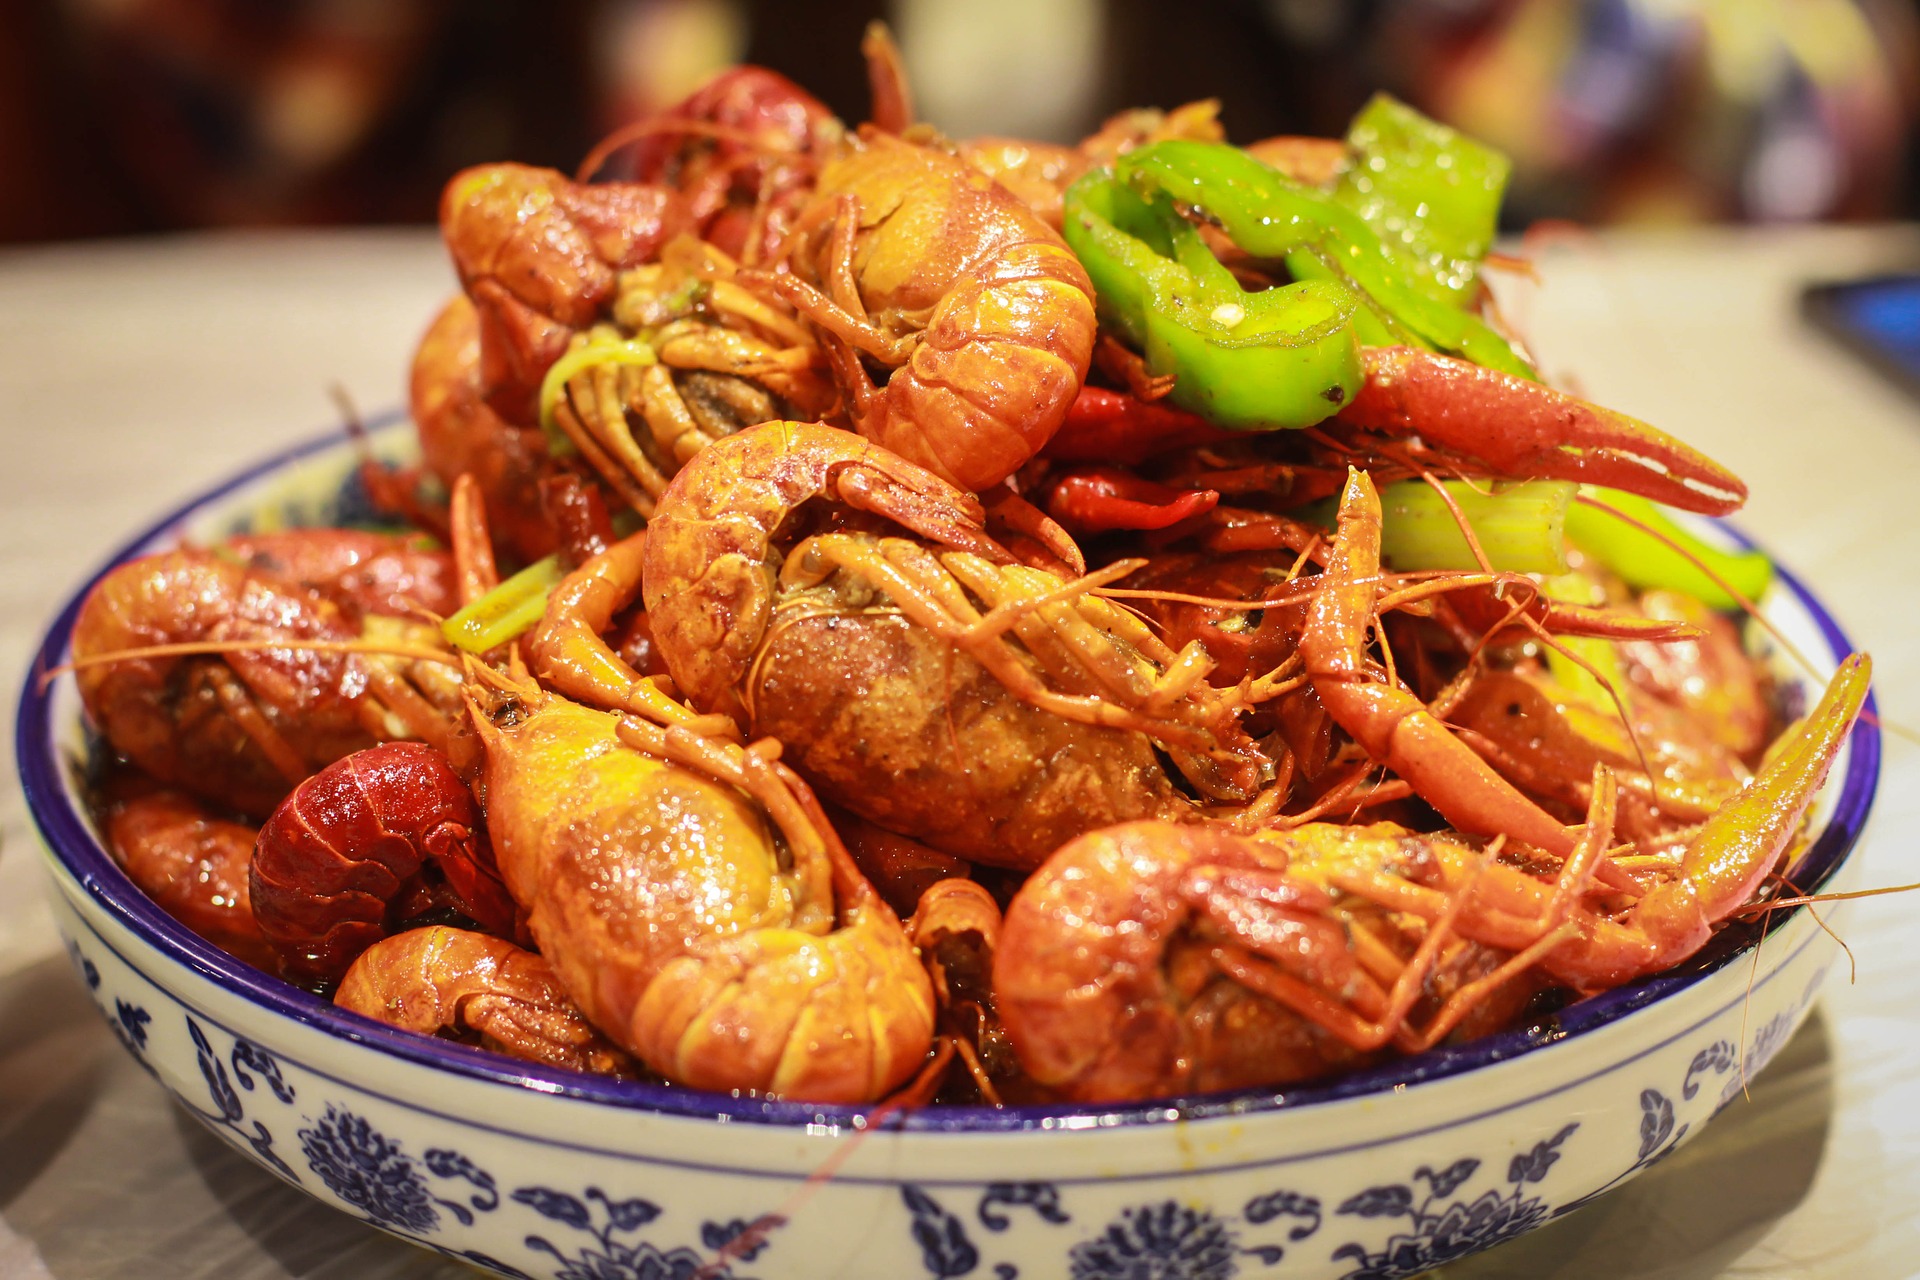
left=439, top=163, right=691, bottom=424
left=101, top=784, right=274, bottom=969
left=336, top=925, right=639, bottom=1078
left=997, top=651, right=1868, bottom=1100
left=749, top=128, right=1098, bottom=492
left=465, top=659, right=932, bottom=1102
left=251, top=742, right=518, bottom=988
left=642, top=421, right=1269, bottom=867
left=586, top=64, right=839, bottom=265
left=70, top=547, right=461, bottom=819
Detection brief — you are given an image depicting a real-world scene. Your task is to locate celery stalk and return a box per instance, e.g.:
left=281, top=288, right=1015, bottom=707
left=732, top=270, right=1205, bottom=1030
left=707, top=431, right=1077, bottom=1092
left=1539, top=571, right=1625, bottom=703
left=1565, top=488, right=1772, bottom=611
left=1339, top=478, right=1576, bottom=574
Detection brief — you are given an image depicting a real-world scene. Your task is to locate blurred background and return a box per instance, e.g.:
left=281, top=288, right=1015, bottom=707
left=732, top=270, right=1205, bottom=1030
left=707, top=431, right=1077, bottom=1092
left=3, top=0, right=1919, bottom=243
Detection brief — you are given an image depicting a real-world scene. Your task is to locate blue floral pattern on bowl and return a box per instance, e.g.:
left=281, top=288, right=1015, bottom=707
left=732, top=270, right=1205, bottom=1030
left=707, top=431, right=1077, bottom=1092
left=50, top=902, right=1849, bottom=1280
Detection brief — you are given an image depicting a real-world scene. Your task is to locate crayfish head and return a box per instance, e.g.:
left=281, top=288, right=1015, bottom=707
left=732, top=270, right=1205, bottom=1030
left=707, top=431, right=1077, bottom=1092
left=460, top=653, right=545, bottom=739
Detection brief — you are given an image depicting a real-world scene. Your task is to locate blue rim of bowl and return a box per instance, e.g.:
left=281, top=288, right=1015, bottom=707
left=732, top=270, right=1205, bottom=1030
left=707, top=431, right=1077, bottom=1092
left=16, top=418, right=1882, bottom=1135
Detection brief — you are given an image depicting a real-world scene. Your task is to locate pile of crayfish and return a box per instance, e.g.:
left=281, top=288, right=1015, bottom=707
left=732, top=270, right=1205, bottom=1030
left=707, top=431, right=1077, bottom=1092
left=69, top=30, right=1871, bottom=1107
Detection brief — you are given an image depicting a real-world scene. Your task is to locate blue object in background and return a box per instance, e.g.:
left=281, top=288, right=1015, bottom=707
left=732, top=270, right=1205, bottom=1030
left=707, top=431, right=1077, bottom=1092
left=1805, top=273, right=1920, bottom=398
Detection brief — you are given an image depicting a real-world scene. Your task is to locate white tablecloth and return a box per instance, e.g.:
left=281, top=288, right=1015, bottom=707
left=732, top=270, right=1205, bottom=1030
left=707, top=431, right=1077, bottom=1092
left=1, top=225, right=1916, bottom=1278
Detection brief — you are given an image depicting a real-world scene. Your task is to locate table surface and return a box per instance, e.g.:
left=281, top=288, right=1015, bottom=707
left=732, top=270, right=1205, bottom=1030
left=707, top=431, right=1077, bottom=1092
left=1, top=225, right=1917, bottom=1279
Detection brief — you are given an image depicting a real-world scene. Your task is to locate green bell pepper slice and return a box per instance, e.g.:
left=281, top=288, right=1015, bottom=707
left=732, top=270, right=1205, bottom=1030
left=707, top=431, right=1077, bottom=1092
left=1331, top=94, right=1511, bottom=311
left=1115, top=139, right=1535, bottom=380
left=1061, top=170, right=1363, bottom=431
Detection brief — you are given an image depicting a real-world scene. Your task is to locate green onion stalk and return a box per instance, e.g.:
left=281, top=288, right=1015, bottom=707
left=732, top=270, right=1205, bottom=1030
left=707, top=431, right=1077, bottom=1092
left=442, top=556, right=565, bottom=654
left=537, top=337, right=659, bottom=452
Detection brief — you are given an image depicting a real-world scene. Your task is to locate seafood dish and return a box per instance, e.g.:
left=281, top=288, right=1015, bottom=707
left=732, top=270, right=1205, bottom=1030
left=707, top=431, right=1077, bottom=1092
left=19, top=31, right=1886, bottom=1277
left=46, top=27, right=1875, bottom=1119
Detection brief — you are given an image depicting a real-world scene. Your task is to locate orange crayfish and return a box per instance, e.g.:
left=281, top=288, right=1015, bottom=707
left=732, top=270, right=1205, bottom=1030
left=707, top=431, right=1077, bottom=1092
left=996, top=652, right=1869, bottom=1102
left=70, top=538, right=467, bottom=821
left=464, top=656, right=933, bottom=1103
left=749, top=129, right=1099, bottom=493
left=642, top=421, right=1270, bottom=869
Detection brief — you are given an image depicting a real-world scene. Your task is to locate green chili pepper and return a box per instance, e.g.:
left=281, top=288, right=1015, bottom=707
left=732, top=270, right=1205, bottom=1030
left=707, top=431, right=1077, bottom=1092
left=1331, top=94, right=1510, bottom=311
left=1061, top=171, right=1363, bottom=431
left=1565, top=488, right=1773, bottom=612
left=1115, top=140, right=1535, bottom=380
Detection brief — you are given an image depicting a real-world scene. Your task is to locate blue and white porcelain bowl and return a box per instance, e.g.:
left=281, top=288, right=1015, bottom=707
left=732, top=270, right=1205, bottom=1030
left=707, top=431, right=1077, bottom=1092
left=17, top=419, right=1880, bottom=1280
